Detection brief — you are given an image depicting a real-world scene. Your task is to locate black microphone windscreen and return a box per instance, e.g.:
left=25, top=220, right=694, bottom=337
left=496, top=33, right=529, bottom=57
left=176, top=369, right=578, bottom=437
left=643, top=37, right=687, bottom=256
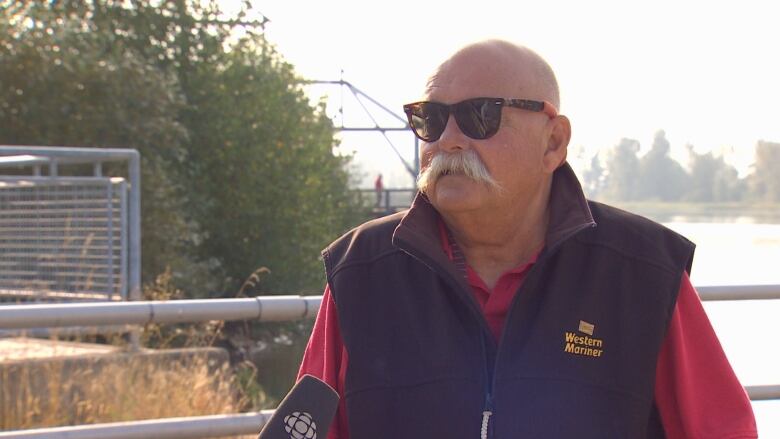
left=257, top=374, right=339, bottom=439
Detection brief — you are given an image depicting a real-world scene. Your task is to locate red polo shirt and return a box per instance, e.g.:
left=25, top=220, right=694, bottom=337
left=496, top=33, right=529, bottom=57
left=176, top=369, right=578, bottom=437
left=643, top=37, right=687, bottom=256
left=298, top=227, right=757, bottom=438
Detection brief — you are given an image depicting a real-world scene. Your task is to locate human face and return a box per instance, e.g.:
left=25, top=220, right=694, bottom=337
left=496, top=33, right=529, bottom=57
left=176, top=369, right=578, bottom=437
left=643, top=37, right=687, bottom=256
left=419, top=61, right=553, bottom=215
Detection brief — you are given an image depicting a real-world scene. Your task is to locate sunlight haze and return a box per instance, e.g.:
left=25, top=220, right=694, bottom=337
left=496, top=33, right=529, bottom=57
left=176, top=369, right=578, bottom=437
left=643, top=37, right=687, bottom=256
left=237, top=0, right=780, bottom=187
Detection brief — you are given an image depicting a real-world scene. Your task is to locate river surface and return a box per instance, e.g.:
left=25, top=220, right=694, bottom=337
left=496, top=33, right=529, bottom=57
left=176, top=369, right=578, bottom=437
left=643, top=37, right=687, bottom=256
left=663, top=220, right=780, bottom=437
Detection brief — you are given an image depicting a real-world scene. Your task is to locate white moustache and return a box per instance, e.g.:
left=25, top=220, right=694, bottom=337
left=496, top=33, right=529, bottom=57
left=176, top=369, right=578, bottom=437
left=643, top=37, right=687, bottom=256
left=417, top=150, right=501, bottom=194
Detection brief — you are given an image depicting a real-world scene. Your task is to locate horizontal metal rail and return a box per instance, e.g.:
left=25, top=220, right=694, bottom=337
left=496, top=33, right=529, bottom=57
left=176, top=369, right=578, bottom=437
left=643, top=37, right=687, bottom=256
left=746, top=384, right=780, bottom=401
left=0, top=252, right=121, bottom=261
left=0, top=288, right=778, bottom=439
left=0, top=198, right=116, bottom=207
left=0, top=411, right=275, bottom=438
left=0, top=285, right=777, bottom=332
left=3, top=384, right=779, bottom=438
left=0, top=261, right=119, bottom=270
left=0, top=278, right=117, bottom=288
left=0, top=270, right=117, bottom=281
left=0, top=146, right=140, bottom=162
left=0, top=295, right=322, bottom=329
left=0, top=242, right=120, bottom=250
left=696, top=284, right=780, bottom=301
left=0, top=288, right=121, bottom=302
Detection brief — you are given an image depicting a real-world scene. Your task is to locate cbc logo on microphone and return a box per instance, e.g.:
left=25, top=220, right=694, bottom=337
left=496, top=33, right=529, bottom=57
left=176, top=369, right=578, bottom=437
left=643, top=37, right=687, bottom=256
left=283, top=411, right=317, bottom=439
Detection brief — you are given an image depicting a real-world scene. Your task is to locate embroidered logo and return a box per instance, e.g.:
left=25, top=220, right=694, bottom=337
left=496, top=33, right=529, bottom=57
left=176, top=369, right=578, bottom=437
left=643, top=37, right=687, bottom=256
left=564, top=320, right=604, bottom=358
left=283, top=411, right=317, bottom=439
left=578, top=320, right=595, bottom=335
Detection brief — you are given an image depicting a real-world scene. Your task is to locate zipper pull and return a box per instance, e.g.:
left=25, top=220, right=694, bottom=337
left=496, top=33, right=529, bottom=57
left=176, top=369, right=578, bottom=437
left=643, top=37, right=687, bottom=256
left=481, top=394, right=493, bottom=439
left=480, top=410, right=492, bottom=439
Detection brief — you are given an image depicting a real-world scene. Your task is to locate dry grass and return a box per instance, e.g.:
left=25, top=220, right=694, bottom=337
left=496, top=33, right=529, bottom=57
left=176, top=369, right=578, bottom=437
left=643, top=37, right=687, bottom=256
left=0, top=350, right=246, bottom=431
left=0, top=270, right=266, bottom=437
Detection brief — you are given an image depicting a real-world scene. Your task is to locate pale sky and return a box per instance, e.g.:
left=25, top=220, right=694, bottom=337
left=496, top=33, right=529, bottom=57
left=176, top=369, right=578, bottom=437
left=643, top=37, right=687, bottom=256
left=235, top=0, right=780, bottom=187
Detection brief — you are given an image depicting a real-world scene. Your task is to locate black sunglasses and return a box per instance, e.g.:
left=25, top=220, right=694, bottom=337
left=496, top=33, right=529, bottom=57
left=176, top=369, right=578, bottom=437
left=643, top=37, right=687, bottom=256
left=403, top=97, right=558, bottom=142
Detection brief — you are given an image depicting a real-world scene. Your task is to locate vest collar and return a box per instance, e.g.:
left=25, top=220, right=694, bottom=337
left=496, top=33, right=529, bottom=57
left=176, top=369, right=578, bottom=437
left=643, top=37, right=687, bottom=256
left=392, top=162, right=596, bottom=264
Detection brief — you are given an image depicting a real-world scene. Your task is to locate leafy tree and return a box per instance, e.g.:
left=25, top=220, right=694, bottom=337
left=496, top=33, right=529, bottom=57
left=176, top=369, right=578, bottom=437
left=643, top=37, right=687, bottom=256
left=686, top=145, right=744, bottom=202
left=180, top=39, right=366, bottom=295
left=0, top=2, right=195, bottom=287
left=749, top=140, right=780, bottom=202
left=602, top=138, right=641, bottom=201
left=582, top=152, right=605, bottom=199
left=636, top=130, right=689, bottom=201
left=0, top=1, right=367, bottom=297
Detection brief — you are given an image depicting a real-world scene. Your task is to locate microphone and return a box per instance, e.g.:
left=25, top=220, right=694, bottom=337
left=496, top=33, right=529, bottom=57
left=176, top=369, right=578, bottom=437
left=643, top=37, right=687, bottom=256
left=257, top=374, right=340, bottom=439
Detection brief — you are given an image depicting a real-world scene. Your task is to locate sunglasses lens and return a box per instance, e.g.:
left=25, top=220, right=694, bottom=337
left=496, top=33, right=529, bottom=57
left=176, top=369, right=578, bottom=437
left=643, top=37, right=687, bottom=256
left=455, top=98, right=501, bottom=139
left=404, top=99, right=503, bottom=141
left=406, top=102, right=448, bottom=141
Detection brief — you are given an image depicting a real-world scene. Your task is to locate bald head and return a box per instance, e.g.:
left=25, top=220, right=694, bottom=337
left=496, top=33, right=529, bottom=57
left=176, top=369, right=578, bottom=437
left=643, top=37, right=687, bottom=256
left=426, top=40, right=560, bottom=109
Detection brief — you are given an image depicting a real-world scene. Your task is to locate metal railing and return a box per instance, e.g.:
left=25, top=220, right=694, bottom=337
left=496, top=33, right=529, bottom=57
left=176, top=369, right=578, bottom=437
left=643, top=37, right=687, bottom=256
left=1, top=286, right=778, bottom=438
left=0, top=177, right=127, bottom=301
left=0, top=285, right=777, bottom=331
left=0, top=296, right=322, bottom=329
left=356, top=188, right=416, bottom=215
left=0, top=412, right=274, bottom=439
left=0, top=146, right=141, bottom=303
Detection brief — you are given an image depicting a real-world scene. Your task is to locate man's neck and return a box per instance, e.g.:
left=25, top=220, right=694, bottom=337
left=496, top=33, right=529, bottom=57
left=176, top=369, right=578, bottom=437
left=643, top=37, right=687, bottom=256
left=440, top=191, right=550, bottom=290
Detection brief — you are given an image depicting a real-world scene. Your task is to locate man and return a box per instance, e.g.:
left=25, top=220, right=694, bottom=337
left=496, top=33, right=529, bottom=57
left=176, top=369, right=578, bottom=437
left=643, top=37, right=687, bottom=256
left=299, top=40, right=757, bottom=438
left=374, top=173, right=384, bottom=207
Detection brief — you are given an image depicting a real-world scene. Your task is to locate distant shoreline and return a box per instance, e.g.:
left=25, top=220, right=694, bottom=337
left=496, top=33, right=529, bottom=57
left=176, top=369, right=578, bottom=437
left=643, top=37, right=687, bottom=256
left=608, top=201, right=780, bottom=224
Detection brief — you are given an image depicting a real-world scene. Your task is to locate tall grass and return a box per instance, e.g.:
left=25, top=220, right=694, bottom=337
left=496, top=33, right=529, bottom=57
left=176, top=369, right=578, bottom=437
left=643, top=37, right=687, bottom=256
left=0, top=269, right=267, bottom=437
left=0, top=352, right=242, bottom=430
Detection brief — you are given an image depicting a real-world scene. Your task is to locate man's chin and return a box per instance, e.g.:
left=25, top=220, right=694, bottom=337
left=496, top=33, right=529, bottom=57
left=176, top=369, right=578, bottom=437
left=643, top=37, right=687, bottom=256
left=427, top=181, right=486, bottom=213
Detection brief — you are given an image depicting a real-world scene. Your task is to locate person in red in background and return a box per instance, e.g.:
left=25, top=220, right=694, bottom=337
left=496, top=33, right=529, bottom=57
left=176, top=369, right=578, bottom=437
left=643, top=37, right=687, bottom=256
left=374, top=173, right=383, bottom=208
left=299, top=40, right=757, bottom=439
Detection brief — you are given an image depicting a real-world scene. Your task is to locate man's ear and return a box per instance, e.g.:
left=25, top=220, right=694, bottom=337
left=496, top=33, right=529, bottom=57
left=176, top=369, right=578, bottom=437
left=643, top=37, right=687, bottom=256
left=542, top=115, right=571, bottom=172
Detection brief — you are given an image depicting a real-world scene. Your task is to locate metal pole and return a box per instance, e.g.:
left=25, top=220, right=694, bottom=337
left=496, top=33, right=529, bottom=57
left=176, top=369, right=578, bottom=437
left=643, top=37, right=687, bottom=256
left=127, top=151, right=141, bottom=302
left=106, top=179, right=115, bottom=300
left=300, top=82, right=417, bottom=180
left=345, top=85, right=416, bottom=178
left=0, top=296, right=323, bottom=329
left=119, top=180, right=129, bottom=300
left=127, top=151, right=142, bottom=350
left=745, top=384, right=780, bottom=401
left=697, top=284, right=780, bottom=301
left=1, top=284, right=779, bottom=331
left=0, top=411, right=274, bottom=439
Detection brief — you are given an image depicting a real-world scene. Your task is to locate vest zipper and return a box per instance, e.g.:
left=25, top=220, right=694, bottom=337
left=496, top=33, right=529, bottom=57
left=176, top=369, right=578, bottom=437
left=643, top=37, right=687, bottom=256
left=481, top=392, right=493, bottom=439
left=480, top=332, right=493, bottom=439
left=407, top=243, right=500, bottom=439
left=485, top=222, right=595, bottom=437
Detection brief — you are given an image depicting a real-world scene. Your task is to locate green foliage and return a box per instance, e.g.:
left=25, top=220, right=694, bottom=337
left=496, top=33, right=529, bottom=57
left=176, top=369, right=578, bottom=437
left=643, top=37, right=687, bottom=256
left=582, top=153, right=604, bottom=197
left=0, top=0, right=366, bottom=296
left=0, top=1, right=195, bottom=288
left=585, top=131, right=774, bottom=204
left=180, top=40, right=365, bottom=294
left=750, top=141, right=780, bottom=202
left=635, top=131, right=689, bottom=202
left=686, top=145, right=744, bottom=202
left=601, top=138, right=641, bottom=201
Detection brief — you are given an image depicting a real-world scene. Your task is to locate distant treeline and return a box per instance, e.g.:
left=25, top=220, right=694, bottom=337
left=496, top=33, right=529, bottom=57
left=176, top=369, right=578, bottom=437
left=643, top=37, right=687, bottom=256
left=583, top=131, right=780, bottom=203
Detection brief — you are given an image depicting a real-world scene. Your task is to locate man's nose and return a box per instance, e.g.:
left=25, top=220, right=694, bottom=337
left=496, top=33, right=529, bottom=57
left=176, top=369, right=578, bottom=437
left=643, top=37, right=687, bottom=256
left=436, top=114, right=469, bottom=153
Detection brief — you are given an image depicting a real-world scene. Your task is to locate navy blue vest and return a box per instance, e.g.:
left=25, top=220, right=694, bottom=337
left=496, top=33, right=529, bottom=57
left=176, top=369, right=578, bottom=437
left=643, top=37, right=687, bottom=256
left=323, top=165, right=694, bottom=439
